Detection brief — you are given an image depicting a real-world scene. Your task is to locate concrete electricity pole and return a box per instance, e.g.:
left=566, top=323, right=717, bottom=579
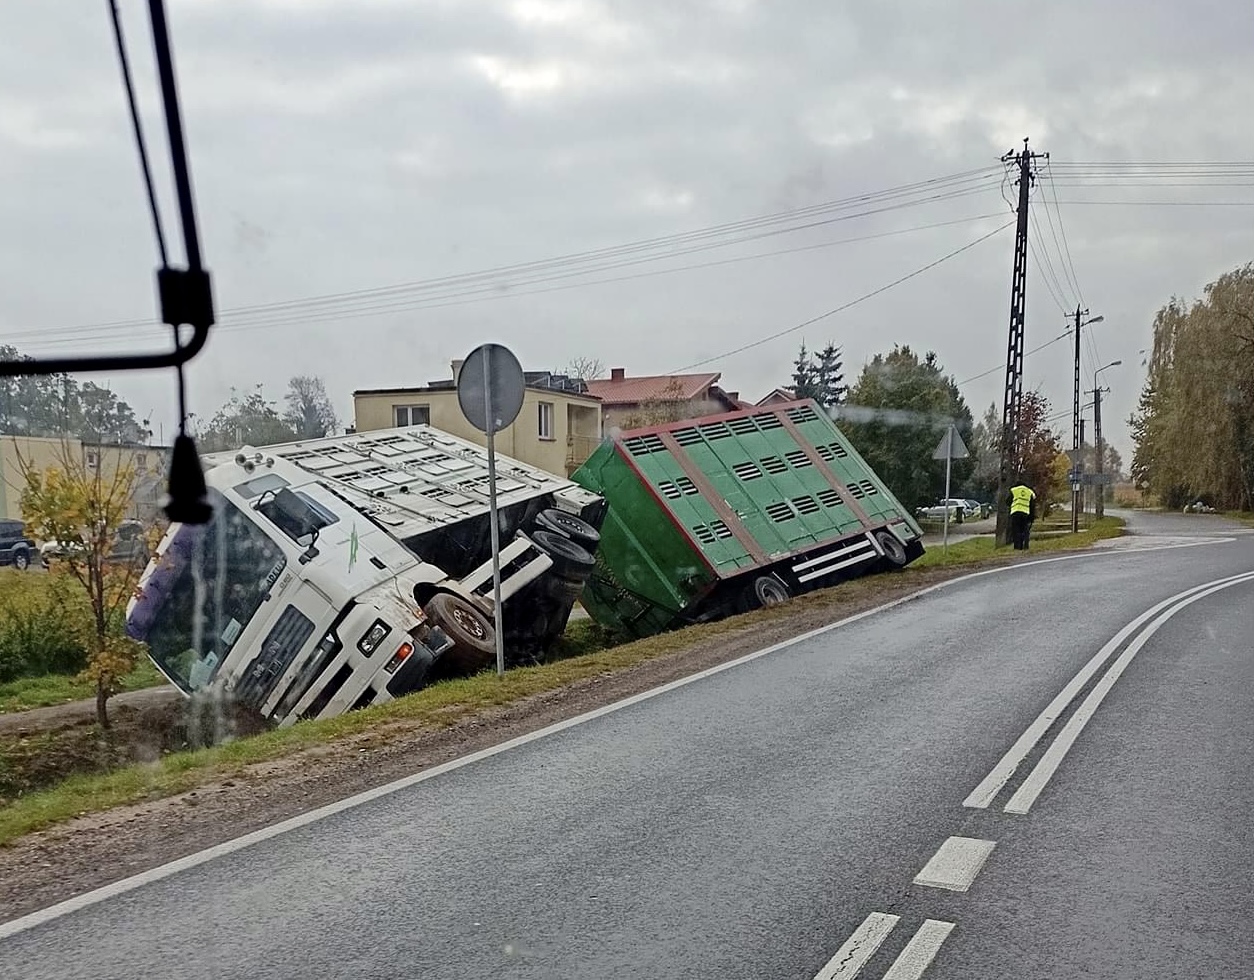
left=995, top=139, right=1047, bottom=547
left=1070, top=308, right=1104, bottom=533
left=1092, top=360, right=1122, bottom=520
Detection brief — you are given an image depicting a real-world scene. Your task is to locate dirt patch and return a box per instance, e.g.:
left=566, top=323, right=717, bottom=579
left=0, top=555, right=1064, bottom=924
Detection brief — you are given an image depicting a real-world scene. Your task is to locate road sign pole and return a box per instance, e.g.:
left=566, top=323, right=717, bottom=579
left=482, top=354, right=506, bottom=678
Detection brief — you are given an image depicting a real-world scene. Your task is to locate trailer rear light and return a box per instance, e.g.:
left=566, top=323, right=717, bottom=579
left=383, top=642, right=414, bottom=674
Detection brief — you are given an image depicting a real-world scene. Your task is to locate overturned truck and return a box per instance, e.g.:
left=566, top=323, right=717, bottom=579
left=126, top=426, right=606, bottom=726
left=571, top=399, right=924, bottom=637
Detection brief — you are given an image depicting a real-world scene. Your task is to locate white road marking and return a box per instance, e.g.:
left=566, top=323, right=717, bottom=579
left=882, top=919, right=957, bottom=979
left=0, top=537, right=1235, bottom=939
left=912, top=836, right=996, bottom=892
left=1004, top=570, right=1254, bottom=814
left=813, top=912, right=900, bottom=980
left=963, top=568, right=1254, bottom=809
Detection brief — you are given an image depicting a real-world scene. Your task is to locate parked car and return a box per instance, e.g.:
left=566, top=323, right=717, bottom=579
left=0, top=519, right=36, bottom=571
left=915, top=499, right=972, bottom=523
left=965, top=499, right=992, bottom=520
left=40, top=519, right=150, bottom=569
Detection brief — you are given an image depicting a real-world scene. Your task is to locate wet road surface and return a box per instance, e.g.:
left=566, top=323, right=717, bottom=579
left=2, top=511, right=1252, bottom=979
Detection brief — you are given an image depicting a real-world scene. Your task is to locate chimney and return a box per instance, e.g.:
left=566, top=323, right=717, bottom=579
left=451, top=359, right=465, bottom=380
left=610, top=367, right=625, bottom=381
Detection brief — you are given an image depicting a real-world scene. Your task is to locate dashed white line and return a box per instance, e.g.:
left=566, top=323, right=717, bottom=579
left=1004, top=570, right=1254, bottom=814
left=912, top=836, right=996, bottom=892
left=813, top=912, right=900, bottom=980
left=882, top=919, right=957, bottom=980
left=964, top=569, right=1254, bottom=810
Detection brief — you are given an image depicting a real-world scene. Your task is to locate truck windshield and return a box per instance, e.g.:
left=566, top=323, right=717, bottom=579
left=127, top=490, right=287, bottom=694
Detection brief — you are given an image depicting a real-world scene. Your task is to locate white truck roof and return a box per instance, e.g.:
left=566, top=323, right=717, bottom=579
left=202, top=425, right=601, bottom=542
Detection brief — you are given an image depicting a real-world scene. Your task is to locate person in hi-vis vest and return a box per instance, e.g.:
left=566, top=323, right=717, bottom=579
left=1007, top=477, right=1037, bottom=551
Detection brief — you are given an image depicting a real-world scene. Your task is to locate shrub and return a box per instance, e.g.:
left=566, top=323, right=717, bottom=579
left=0, top=570, right=93, bottom=683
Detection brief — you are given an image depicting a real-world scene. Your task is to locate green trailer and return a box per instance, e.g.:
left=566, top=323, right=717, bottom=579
left=571, top=399, right=925, bottom=637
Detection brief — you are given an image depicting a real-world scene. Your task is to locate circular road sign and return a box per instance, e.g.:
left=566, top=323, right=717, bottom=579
left=456, top=343, right=526, bottom=435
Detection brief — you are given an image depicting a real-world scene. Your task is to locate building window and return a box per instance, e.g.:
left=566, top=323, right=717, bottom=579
left=395, top=405, right=430, bottom=427
left=85, top=451, right=99, bottom=469
left=538, top=402, right=555, bottom=440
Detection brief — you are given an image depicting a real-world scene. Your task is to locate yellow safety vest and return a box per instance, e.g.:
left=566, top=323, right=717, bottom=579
left=1010, top=485, right=1035, bottom=515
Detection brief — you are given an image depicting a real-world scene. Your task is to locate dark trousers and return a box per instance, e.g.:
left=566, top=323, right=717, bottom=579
left=1010, top=512, right=1031, bottom=550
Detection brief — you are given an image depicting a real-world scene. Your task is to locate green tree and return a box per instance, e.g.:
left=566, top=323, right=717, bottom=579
left=0, top=347, right=146, bottom=443
left=1130, top=264, right=1254, bottom=510
left=840, top=346, right=975, bottom=508
left=966, top=402, right=1002, bottom=500
left=789, top=340, right=846, bottom=407
left=283, top=375, right=338, bottom=440
left=200, top=386, right=298, bottom=452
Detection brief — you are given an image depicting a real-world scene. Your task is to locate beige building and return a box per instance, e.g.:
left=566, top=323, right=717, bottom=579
left=0, top=435, right=166, bottom=523
left=354, top=365, right=603, bottom=477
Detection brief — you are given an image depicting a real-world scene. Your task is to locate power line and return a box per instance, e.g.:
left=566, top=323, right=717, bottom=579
left=1043, top=163, right=1085, bottom=309
left=672, top=219, right=1014, bottom=372
left=1027, top=218, right=1072, bottom=314
left=12, top=211, right=1011, bottom=350
left=957, top=328, right=1074, bottom=386
left=11, top=167, right=1004, bottom=342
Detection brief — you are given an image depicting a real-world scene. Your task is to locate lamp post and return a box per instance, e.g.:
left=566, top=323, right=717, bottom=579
left=1093, top=360, right=1122, bottom=520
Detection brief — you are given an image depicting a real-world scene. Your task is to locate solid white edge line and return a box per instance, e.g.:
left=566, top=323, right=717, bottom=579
left=912, top=836, right=996, bottom=892
left=1004, top=571, right=1254, bottom=814
left=962, top=567, right=1254, bottom=809
left=0, top=535, right=1232, bottom=940
left=813, top=912, right=900, bottom=980
left=882, top=919, right=957, bottom=980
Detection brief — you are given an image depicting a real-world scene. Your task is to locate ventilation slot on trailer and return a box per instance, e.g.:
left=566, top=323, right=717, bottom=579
left=759, top=455, right=788, bottom=475
left=818, top=488, right=843, bottom=508
left=792, top=496, right=821, bottom=516
left=786, top=406, right=819, bottom=424
left=766, top=502, right=796, bottom=522
left=732, top=461, right=763, bottom=481
left=624, top=434, right=666, bottom=455
left=785, top=449, right=812, bottom=468
left=673, top=428, right=703, bottom=447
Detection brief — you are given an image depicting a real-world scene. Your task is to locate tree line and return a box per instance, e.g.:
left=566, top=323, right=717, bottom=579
left=0, top=346, right=339, bottom=451
left=1130, top=263, right=1254, bottom=511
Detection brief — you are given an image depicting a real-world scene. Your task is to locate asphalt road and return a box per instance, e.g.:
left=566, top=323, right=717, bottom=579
left=3, top=510, right=1252, bottom=979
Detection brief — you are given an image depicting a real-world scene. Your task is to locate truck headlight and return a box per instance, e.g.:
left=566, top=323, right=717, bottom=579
left=358, top=620, right=391, bottom=656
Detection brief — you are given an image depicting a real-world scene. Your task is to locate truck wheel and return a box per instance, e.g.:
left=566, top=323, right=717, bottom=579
left=424, top=593, right=496, bottom=674
left=531, top=529, right=596, bottom=578
left=534, top=508, right=601, bottom=548
left=12, top=548, right=30, bottom=571
left=741, top=574, right=790, bottom=611
left=875, top=530, right=909, bottom=568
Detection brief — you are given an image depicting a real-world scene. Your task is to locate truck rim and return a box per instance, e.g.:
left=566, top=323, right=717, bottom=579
left=450, top=605, right=488, bottom=640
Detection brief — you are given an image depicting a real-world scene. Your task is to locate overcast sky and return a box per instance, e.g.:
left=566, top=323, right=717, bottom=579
left=4, top=0, right=1254, bottom=461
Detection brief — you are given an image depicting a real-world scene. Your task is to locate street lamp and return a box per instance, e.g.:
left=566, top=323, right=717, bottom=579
left=1092, top=360, right=1122, bottom=520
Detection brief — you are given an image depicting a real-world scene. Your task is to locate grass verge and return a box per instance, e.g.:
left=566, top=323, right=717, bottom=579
left=0, top=517, right=1126, bottom=845
left=0, top=660, right=167, bottom=715
left=913, top=516, right=1125, bottom=568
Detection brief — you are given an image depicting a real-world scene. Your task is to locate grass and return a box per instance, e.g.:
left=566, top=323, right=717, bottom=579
left=0, top=517, right=1127, bottom=844
left=912, top=515, right=1125, bottom=568
left=0, top=659, right=167, bottom=715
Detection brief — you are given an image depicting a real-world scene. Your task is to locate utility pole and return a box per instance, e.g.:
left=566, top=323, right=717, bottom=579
left=995, top=138, right=1048, bottom=547
left=1093, top=385, right=1105, bottom=520
left=1069, top=308, right=1104, bottom=533
left=1071, top=306, right=1084, bottom=534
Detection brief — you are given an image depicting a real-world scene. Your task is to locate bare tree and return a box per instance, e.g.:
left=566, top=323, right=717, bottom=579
left=564, top=357, right=606, bottom=382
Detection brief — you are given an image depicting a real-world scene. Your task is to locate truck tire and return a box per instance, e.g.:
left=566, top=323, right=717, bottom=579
left=531, top=529, right=596, bottom=578
left=740, top=574, right=790, bottom=612
left=11, top=547, right=30, bottom=571
left=424, top=593, right=496, bottom=674
left=534, top=508, right=601, bottom=549
left=875, top=530, right=909, bottom=568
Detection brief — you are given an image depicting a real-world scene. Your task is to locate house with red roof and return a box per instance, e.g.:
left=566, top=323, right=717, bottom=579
left=585, top=368, right=747, bottom=431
